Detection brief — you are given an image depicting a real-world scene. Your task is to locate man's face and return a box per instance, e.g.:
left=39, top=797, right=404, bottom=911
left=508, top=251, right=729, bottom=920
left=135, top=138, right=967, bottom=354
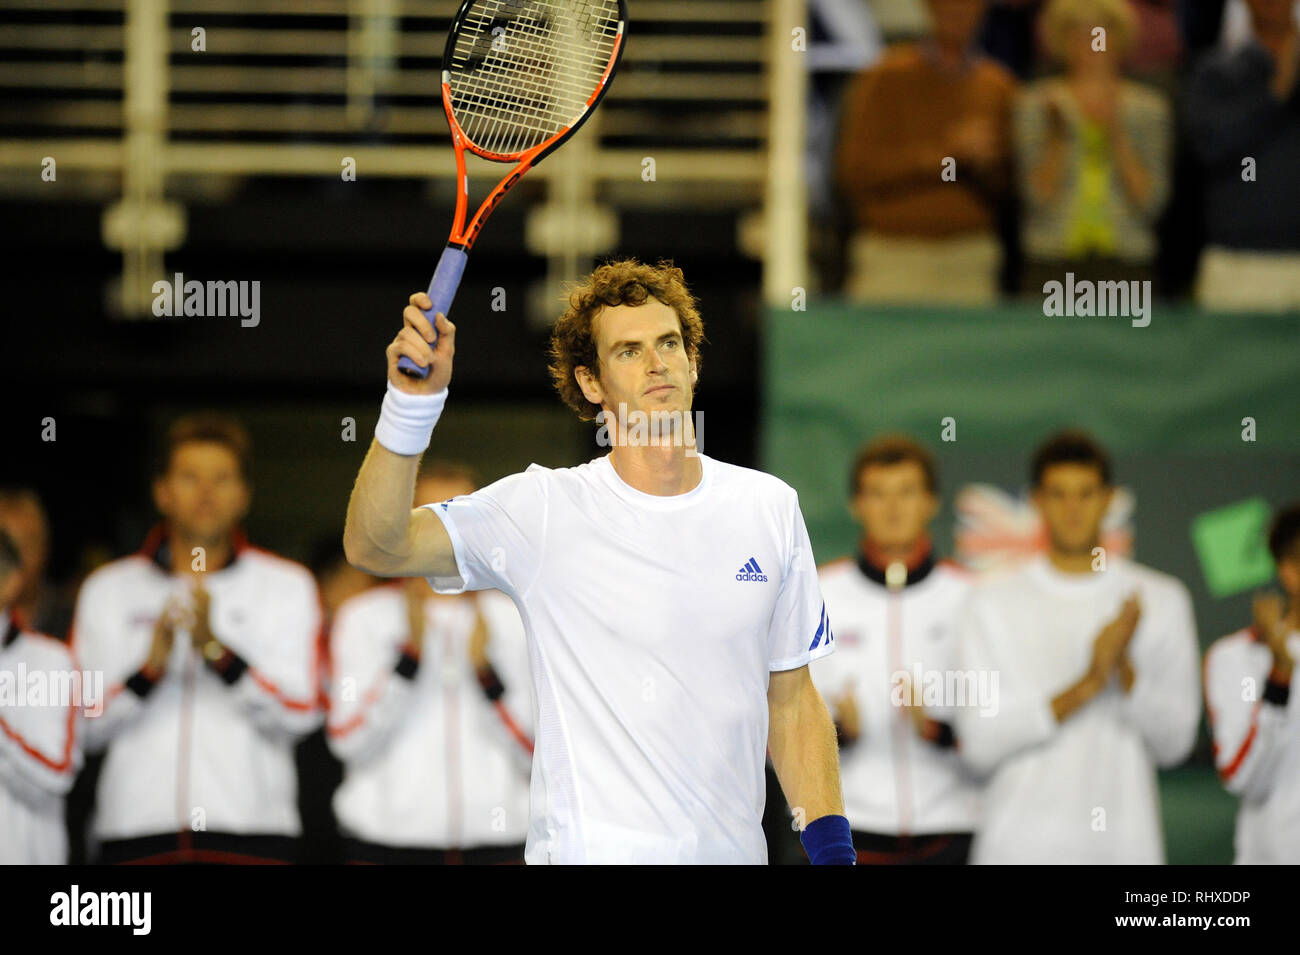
left=927, top=0, right=989, bottom=50
left=576, top=297, right=698, bottom=428
left=153, top=442, right=250, bottom=543
left=1033, top=463, right=1112, bottom=556
left=851, top=461, right=937, bottom=553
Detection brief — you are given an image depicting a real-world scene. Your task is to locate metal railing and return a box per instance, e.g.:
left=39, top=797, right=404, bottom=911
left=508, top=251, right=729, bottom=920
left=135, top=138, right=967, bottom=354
left=0, top=0, right=806, bottom=313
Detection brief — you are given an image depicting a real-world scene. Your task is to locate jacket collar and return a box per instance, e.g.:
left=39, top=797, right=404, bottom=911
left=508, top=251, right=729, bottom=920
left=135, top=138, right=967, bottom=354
left=139, top=522, right=248, bottom=575
left=855, top=535, right=935, bottom=590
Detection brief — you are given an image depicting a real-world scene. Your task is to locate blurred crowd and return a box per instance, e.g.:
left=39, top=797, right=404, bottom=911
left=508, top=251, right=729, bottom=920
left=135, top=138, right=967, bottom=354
left=815, top=0, right=1300, bottom=309
left=3, top=414, right=1296, bottom=864
left=0, top=418, right=534, bottom=865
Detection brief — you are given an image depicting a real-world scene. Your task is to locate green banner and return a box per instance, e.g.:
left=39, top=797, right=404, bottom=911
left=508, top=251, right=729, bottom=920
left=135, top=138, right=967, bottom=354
left=761, top=302, right=1300, bottom=647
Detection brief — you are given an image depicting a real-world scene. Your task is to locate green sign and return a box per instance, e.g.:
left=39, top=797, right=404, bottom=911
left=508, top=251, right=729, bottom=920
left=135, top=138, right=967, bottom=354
left=1191, top=498, right=1276, bottom=598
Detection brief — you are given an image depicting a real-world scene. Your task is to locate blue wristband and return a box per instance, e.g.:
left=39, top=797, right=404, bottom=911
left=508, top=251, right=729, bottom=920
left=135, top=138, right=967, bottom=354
left=800, top=814, right=855, bottom=865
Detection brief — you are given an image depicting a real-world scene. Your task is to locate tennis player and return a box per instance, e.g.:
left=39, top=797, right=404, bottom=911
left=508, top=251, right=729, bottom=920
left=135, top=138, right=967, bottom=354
left=344, top=258, right=853, bottom=865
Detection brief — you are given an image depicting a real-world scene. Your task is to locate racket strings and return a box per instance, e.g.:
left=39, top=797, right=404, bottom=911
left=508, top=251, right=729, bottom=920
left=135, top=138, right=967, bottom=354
left=447, top=0, right=621, bottom=157
left=456, top=7, right=606, bottom=149
left=459, top=15, right=568, bottom=149
left=459, top=4, right=612, bottom=108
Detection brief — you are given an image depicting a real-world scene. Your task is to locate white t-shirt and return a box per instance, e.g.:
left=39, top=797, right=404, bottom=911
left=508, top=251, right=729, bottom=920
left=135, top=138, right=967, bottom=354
left=423, top=452, right=834, bottom=864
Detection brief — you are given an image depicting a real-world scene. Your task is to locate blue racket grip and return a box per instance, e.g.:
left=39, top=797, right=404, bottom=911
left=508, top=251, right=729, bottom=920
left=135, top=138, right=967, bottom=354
left=397, top=245, right=468, bottom=379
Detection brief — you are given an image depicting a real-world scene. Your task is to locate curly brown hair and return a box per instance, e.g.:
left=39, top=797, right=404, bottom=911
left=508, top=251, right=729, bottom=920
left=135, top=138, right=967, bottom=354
left=548, top=258, right=706, bottom=421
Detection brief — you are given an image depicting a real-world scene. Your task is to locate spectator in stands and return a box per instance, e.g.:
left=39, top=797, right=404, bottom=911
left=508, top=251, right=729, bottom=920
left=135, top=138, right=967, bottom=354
left=836, top=0, right=1018, bottom=304
left=1013, top=0, right=1173, bottom=293
left=72, top=415, right=323, bottom=863
left=1184, top=0, right=1300, bottom=310
left=983, top=1, right=1181, bottom=84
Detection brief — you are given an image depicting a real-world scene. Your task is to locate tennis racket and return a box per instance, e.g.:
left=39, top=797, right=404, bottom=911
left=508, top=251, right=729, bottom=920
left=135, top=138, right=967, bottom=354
left=398, top=0, right=628, bottom=379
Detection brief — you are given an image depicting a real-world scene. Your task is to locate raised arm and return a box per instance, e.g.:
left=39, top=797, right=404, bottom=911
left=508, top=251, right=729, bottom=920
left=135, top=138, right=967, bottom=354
left=343, top=292, right=460, bottom=579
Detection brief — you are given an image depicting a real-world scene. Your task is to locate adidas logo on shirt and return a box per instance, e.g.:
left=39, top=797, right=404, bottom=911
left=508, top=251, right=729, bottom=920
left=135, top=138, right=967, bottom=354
left=735, top=558, right=768, bottom=582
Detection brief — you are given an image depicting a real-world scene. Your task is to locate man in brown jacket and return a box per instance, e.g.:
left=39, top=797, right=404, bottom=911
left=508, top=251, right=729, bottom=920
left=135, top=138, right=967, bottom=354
left=836, top=0, right=1018, bottom=304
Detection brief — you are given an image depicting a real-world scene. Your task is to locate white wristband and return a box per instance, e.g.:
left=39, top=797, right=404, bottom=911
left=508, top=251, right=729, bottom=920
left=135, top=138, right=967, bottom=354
left=375, top=380, right=448, bottom=456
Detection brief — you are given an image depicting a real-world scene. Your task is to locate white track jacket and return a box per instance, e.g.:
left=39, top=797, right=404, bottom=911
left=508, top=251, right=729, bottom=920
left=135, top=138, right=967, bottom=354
left=812, top=552, right=983, bottom=836
left=0, top=609, right=83, bottom=863
left=327, top=586, right=534, bottom=848
left=1204, top=625, right=1300, bottom=864
left=72, top=527, right=323, bottom=841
